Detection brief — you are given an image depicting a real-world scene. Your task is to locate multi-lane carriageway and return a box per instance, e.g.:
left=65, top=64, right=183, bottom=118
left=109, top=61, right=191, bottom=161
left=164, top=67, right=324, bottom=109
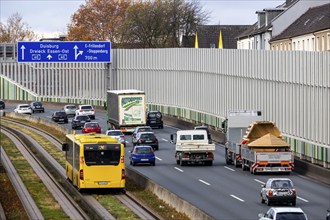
left=2, top=102, right=330, bottom=220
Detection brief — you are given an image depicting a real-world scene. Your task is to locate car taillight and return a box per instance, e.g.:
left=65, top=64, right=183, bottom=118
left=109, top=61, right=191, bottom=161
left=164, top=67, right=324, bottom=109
left=91, top=109, right=94, bottom=112
left=80, top=110, right=83, bottom=112
left=292, top=188, right=296, bottom=196
left=207, top=153, right=214, bottom=158
left=120, top=136, right=124, bottom=139
left=121, top=169, right=126, bottom=179
left=80, top=169, right=84, bottom=180
left=138, top=139, right=142, bottom=143
left=267, top=190, right=273, bottom=196
left=121, top=156, right=124, bottom=163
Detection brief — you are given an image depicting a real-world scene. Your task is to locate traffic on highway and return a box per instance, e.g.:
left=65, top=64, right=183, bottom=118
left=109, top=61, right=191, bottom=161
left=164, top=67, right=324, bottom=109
left=2, top=100, right=329, bottom=220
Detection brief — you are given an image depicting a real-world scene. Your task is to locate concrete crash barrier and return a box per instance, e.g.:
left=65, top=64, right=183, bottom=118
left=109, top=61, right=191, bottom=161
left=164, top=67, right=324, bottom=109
left=294, top=158, right=330, bottom=185
left=126, top=167, right=214, bottom=220
left=163, top=115, right=226, bottom=144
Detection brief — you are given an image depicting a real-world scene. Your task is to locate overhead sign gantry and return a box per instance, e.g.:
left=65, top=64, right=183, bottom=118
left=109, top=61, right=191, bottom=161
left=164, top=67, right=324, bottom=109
left=17, top=41, right=111, bottom=63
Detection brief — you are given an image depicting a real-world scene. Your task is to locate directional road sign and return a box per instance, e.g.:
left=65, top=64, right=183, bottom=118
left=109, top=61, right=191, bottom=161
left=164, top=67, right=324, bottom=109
left=17, top=41, right=111, bottom=63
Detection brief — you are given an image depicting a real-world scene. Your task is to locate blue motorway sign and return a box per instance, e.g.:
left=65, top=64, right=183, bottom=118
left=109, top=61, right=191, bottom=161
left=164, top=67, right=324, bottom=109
left=17, top=41, right=111, bottom=63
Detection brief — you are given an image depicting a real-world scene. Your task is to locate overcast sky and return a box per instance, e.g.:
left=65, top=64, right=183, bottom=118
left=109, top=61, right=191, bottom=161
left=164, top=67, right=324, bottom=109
left=1, top=0, right=284, bottom=38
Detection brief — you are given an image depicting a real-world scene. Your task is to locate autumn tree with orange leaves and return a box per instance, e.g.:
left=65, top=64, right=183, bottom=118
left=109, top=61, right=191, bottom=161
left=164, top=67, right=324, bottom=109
left=66, top=0, right=208, bottom=48
left=67, top=0, right=131, bottom=43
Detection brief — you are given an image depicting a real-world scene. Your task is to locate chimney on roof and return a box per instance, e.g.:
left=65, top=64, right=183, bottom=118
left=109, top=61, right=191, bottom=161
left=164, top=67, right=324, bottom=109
left=264, top=8, right=285, bottom=26
left=256, top=11, right=266, bottom=28
left=286, top=0, right=296, bottom=7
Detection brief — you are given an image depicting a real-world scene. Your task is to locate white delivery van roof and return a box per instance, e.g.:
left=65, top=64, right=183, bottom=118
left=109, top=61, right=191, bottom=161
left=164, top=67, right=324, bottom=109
left=107, top=89, right=145, bottom=94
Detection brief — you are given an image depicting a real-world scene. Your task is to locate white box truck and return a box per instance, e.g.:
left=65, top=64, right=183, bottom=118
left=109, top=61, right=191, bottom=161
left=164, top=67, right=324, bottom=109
left=107, top=90, right=146, bottom=133
left=170, top=130, right=215, bottom=166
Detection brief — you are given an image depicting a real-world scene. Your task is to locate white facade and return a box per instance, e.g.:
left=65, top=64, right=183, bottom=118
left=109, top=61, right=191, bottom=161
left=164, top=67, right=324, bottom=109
left=237, top=37, right=254, bottom=49
left=291, top=34, right=315, bottom=51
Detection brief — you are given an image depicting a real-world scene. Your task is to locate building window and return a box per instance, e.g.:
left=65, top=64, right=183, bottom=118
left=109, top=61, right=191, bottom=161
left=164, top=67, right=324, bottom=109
left=312, top=37, right=315, bottom=51
left=327, top=33, right=330, bottom=50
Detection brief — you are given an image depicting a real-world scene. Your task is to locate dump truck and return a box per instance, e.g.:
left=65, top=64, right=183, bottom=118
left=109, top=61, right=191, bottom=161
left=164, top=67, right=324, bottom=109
left=107, top=89, right=146, bottom=133
left=170, top=130, right=215, bottom=166
left=224, top=110, right=293, bottom=174
left=240, top=121, right=294, bottom=174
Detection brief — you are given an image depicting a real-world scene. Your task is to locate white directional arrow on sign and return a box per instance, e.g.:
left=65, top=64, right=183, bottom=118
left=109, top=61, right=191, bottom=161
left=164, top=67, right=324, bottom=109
left=47, top=54, right=52, bottom=60
left=20, top=45, right=26, bottom=60
left=74, top=45, right=83, bottom=60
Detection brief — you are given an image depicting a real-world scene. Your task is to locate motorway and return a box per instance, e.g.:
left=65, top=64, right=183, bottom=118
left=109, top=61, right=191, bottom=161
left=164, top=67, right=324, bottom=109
left=3, top=104, right=330, bottom=220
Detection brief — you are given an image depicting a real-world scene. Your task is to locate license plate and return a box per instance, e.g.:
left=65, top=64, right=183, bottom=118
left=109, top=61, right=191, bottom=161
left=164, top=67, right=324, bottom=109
left=81, top=121, right=85, bottom=123
left=145, top=140, right=152, bottom=143
left=59, top=119, right=64, bottom=121
left=141, top=159, right=149, bottom=161
left=98, top=182, right=108, bottom=185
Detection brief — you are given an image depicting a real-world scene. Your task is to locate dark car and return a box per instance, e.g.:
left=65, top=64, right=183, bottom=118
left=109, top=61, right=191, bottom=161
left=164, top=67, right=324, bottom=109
left=71, top=115, right=91, bottom=129
left=0, top=100, right=5, bottom=109
left=261, top=178, right=296, bottom=206
left=132, top=131, right=159, bottom=150
left=146, top=111, right=163, bottom=128
left=30, top=101, right=45, bottom=113
left=132, top=126, right=153, bottom=140
left=194, top=125, right=212, bottom=144
left=82, top=122, right=101, bottom=134
left=129, top=145, right=156, bottom=166
left=52, top=111, right=68, bottom=123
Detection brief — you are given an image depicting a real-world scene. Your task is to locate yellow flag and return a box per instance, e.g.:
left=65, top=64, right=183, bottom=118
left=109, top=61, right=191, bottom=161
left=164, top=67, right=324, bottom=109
left=218, top=30, right=223, bottom=49
left=194, top=32, right=198, bottom=48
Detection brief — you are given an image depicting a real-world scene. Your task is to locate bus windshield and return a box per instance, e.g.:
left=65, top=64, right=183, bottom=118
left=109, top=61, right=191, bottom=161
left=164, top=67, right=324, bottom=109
left=84, top=144, right=121, bottom=166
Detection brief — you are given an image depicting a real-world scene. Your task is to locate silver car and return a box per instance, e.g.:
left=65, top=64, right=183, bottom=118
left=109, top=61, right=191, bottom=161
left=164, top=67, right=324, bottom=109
left=261, top=178, right=296, bottom=206
left=106, top=130, right=126, bottom=147
left=64, top=104, right=76, bottom=117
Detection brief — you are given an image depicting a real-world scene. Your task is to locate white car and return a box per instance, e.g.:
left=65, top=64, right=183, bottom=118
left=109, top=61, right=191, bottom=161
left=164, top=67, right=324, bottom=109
left=75, top=104, right=95, bottom=119
left=259, top=207, right=308, bottom=220
left=14, top=104, right=32, bottom=115
left=106, top=130, right=126, bottom=147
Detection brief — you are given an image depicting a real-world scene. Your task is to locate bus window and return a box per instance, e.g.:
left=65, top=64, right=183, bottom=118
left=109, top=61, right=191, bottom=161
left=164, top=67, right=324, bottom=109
left=84, top=144, right=121, bottom=166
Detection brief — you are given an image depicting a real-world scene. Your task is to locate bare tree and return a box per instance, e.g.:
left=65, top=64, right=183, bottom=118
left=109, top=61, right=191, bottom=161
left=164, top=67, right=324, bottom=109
left=122, top=0, right=209, bottom=48
left=0, top=13, right=37, bottom=43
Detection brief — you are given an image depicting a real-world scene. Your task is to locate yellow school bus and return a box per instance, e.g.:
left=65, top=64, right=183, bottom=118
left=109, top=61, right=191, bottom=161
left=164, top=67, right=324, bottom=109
left=62, top=133, right=125, bottom=190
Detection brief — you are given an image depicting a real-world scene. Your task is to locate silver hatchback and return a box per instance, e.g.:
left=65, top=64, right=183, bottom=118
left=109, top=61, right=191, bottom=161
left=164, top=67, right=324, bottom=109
left=64, top=104, right=76, bottom=117
left=106, top=130, right=126, bottom=147
left=261, top=178, right=296, bottom=206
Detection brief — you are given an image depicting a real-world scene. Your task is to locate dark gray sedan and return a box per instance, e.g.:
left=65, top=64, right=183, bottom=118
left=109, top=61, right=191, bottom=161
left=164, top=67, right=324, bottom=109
left=71, top=115, right=91, bottom=129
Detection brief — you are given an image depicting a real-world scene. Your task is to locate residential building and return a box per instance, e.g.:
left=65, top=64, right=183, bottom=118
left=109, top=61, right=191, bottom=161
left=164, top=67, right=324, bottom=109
left=270, top=3, right=330, bottom=51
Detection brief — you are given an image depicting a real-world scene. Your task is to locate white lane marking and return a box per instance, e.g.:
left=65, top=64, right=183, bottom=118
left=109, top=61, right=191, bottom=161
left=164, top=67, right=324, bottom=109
left=254, top=179, right=265, bottom=185
left=156, top=157, right=162, bottom=161
left=174, top=167, right=183, bottom=172
left=224, top=166, right=235, bottom=171
left=297, top=196, right=309, bottom=202
left=199, top=179, right=211, bottom=186
left=161, top=138, right=168, bottom=142
left=230, top=194, right=245, bottom=202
